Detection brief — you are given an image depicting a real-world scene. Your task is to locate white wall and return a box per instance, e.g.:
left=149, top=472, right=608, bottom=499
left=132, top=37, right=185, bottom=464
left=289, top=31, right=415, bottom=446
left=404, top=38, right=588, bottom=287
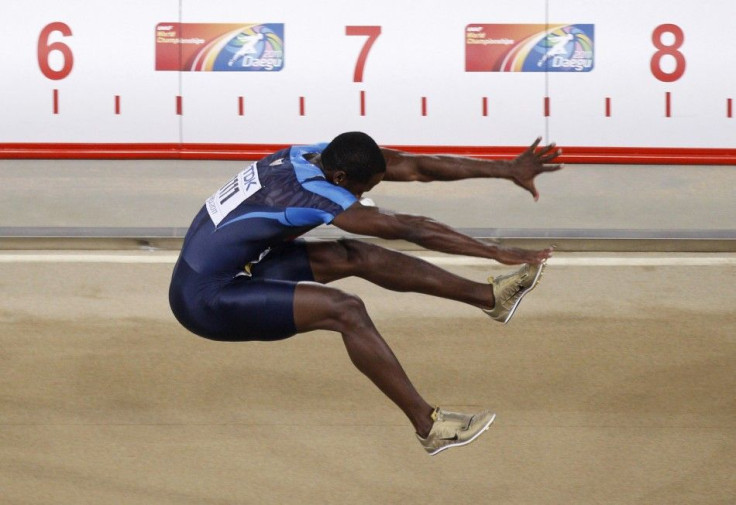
left=0, top=0, right=734, bottom=149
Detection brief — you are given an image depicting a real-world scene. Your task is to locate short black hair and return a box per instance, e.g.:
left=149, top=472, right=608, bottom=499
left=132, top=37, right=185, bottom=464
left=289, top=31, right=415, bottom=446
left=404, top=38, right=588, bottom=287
left=321, top=131, right=386, bottom=183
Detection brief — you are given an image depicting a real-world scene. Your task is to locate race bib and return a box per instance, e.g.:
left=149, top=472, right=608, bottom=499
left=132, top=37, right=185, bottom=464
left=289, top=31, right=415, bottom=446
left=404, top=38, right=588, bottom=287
left=206, top=162, right=262, bottom=226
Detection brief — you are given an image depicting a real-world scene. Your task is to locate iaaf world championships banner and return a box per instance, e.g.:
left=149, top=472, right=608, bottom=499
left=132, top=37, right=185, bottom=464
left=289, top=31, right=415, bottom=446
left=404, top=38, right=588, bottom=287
left=155, top=23, right=285, bottom=71
left=153, top=22, right=593, bottom=74
left=465, top=24, right=594, bottom=72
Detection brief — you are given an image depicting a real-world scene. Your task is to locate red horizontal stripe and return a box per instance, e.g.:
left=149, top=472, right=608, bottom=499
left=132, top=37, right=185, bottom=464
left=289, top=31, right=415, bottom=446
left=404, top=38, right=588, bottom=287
left=0, top=143, right=735, bottom=165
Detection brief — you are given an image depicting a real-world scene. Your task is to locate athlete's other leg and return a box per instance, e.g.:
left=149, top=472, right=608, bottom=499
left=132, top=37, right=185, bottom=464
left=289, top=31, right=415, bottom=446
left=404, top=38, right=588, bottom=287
left=306, top=239, right=495, bottom=309
left=293, top=282, right=435, bottom=437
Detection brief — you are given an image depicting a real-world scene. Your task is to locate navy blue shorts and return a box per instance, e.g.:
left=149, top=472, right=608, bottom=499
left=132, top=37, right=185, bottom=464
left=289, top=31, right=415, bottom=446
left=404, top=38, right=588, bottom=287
left=169, top=240, right=314, bottom=342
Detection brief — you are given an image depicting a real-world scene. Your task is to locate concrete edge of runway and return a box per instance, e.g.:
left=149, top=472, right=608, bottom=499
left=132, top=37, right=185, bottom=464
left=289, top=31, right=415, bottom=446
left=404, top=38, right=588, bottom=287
left=1, top=226, right=735, bottom=252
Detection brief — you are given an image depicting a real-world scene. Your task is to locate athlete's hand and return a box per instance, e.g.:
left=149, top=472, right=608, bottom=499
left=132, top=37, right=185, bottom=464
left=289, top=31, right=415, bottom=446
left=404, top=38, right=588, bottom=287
left=509, top=137, right=563, bottom=201
left=494, top=245, right=554, bottom=265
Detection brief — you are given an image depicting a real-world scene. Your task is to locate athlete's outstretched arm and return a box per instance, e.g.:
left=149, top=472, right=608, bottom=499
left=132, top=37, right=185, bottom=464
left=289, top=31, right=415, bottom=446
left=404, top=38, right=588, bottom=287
left=380, top=137, right=563, bottom=201
left=331, top=204, right=552, bottom=265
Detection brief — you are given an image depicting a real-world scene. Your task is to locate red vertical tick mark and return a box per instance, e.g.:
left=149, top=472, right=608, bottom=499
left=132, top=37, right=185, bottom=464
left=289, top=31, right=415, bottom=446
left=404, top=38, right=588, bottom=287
left=176, top=96, right=183, bottom=115
left=728, top=98, right=733, bottom=118
left=114, top=95, right=121, bottom=115
left=665, top=91, right=671, bottom=118
left=238, top=96, right=244, bottom=116
left=605, top=97, right=611, bottom=117
left=299, top=96, right=305, bottom=116
left=544, top=96, right=550, bottom=117
left=421, top=96, right=427, bottom=116
left=360, top=90, right=366, bottom=116
left=52, top=89, right=59, bottom=114
left=482, top=97, right=488, bottom=117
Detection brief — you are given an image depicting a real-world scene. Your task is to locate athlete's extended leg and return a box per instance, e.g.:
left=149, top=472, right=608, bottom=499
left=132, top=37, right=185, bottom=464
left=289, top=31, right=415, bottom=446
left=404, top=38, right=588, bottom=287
left=307, top=239, right=495, bottom=309
left=293, top=282, right=435, bottom=437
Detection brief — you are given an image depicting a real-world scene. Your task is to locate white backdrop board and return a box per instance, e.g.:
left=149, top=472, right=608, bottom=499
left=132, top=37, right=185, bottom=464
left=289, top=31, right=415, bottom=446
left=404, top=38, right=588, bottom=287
left=0, top=0, right=734, bottom=161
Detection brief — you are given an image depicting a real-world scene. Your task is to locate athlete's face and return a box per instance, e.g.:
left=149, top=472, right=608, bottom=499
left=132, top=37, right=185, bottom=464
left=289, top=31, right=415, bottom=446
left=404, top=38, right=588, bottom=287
left=341, top=171, right=384, bottom=198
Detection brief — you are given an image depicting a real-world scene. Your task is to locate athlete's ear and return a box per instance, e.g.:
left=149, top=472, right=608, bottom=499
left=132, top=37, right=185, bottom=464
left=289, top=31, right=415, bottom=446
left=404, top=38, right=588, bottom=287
left=332, top=170, right=348, bottom=186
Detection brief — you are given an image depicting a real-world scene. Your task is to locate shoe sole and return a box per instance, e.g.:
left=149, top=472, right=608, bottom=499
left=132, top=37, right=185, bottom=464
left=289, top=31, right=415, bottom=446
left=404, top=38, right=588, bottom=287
left=501, top=261, right=546, bottom=325
left=428, top=413, right=497, bottom=456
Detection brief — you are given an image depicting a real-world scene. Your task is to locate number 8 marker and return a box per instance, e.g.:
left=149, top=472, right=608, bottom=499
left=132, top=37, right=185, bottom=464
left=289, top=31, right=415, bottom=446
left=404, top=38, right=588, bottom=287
left=651, top=24, right=686, bottom=83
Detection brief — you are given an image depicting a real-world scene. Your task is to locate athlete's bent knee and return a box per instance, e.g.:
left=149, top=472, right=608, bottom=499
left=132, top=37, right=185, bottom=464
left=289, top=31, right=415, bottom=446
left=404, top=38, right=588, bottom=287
left=332, top=291, right=371, bottom=331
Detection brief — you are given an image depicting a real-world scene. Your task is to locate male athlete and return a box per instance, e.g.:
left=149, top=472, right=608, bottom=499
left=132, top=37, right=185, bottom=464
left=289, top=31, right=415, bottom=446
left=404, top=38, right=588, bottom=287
left=169, top=132, right=562, bottom=455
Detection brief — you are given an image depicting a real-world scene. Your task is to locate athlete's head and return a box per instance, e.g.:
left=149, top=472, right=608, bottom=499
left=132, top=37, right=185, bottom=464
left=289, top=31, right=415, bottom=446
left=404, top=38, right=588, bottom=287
left=321, top=132, right=386, bottom=196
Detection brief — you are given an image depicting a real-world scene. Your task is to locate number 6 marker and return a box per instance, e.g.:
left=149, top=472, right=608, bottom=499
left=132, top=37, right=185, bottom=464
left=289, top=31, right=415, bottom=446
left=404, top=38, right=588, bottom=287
left=38, top=22, right=74, bottom=81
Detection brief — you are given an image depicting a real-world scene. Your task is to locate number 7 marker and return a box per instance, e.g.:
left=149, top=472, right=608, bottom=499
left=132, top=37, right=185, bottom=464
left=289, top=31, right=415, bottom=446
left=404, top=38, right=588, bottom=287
left=346, top=25, right=381, bottom=82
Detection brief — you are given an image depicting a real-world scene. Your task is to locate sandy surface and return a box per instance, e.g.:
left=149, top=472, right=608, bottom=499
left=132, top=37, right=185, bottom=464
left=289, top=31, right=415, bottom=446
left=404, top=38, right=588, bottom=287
left=1, top=251, right=734, bottom=504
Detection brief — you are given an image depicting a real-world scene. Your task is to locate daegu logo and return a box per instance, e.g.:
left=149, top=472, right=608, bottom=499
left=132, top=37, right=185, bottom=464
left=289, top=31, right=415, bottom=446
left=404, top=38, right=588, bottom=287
left=534, top=25, right=594, bottom=72
left=218, top=25, right=284, bottom=71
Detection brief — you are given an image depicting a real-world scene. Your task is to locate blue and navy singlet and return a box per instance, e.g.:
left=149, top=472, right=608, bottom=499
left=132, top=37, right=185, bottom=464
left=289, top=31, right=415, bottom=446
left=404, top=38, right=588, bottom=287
left=169, top=143, right=358, bottom=341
